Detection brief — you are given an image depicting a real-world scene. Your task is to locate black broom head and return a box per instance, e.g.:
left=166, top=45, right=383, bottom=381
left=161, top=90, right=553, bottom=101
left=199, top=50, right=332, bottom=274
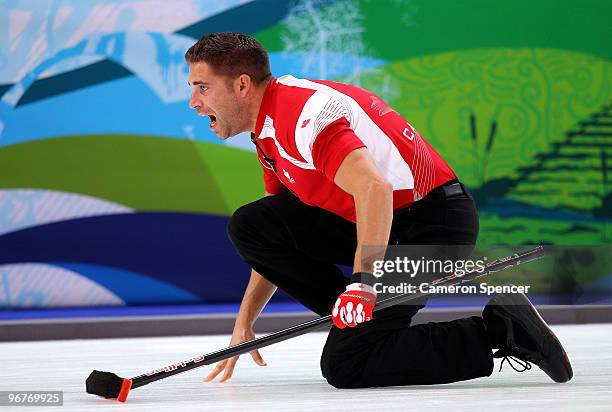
left=86, top=370, right=132, bottom=402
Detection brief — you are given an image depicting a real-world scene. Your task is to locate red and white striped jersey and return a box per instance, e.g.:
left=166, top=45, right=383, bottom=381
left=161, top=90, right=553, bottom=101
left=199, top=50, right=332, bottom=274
left=252, top=75, right=456, bottom=222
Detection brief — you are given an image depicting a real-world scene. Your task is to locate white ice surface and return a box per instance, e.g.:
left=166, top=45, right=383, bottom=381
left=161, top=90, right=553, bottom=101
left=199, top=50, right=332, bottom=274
left=0, top=324, right=611, bottom=411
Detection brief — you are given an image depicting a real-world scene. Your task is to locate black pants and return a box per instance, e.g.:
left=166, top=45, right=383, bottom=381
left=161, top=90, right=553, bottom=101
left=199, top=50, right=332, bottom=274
left=227, top=180, right=494, bottom=388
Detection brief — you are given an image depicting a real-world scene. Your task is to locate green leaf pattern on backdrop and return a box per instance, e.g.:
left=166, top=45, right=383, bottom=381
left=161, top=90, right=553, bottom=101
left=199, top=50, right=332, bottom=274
left=356, top=48, right=610, bottom=189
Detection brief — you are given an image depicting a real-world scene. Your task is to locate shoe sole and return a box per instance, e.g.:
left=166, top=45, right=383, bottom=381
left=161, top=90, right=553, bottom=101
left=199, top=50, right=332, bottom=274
left=490, top=291, right=573, bottom=383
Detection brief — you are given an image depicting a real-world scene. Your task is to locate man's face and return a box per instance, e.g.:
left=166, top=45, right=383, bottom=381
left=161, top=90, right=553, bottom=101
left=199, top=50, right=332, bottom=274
left=188, top=61, right=247, bottom=139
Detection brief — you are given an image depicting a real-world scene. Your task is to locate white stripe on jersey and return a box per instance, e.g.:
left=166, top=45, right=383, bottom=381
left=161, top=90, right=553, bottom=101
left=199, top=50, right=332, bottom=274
left=294, top=91, right=351, bottom=164
left=412, top=131, right=435, bottom=200
left=279, top=75, right=414, bottom=190
left=256, top=114, right=316, bottom=170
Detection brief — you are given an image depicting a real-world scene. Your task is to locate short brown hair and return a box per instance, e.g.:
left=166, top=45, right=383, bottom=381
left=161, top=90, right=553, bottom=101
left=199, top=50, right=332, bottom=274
left=185, top=32, right=271, bottom=85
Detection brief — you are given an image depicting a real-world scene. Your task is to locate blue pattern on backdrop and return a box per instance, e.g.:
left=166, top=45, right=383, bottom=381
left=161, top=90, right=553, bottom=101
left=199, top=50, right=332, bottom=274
left=0, top=52, right=386, bottom=147
left=0, top=212, right=274, bottom=303
left=51, top=262, right=202, bottom=304
left=0, top=0, right=322, bottom=102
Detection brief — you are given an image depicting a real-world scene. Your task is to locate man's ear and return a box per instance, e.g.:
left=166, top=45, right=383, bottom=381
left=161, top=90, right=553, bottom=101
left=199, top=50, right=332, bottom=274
left=236, top=74, right=251, bottom=96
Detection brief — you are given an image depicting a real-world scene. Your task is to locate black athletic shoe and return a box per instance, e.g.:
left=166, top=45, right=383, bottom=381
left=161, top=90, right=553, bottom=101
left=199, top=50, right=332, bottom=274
left=483, top=291, right=573, bottom=383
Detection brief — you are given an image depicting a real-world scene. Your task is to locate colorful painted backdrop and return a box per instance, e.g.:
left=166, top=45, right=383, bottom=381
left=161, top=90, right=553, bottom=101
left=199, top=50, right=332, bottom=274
left=1, top=0, right=610, bottom=308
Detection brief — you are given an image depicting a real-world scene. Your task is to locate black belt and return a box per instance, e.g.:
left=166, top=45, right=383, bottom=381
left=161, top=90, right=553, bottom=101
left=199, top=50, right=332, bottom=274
left=442, top=181, right=464, bottom=198
left=395, top=179, right=466, bottom=215
left=425, top=178, right=466, bottom=199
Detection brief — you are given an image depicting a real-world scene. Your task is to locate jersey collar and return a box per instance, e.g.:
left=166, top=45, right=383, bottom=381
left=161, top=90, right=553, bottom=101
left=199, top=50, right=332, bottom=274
left=254, top=77, right=277, bottom=137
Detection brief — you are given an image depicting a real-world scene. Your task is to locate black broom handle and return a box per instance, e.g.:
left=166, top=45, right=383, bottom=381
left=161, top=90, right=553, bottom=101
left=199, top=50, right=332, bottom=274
left=130, top=246, right=545, bottom=389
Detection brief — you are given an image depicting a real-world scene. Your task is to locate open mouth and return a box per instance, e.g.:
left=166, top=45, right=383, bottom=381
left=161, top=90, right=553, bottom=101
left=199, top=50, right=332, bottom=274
left=208, top=114, right=217, bottom=129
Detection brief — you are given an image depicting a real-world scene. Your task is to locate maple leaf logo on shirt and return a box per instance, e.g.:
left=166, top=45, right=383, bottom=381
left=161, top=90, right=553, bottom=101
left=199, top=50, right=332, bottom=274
left=301, top=118, right=311, bottom=128
left=283, top=169, right=295, bottom=184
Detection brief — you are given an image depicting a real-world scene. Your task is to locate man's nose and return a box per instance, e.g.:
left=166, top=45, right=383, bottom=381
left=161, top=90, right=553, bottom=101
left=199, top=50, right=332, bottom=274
left=189, top=91, right=201, bottom=110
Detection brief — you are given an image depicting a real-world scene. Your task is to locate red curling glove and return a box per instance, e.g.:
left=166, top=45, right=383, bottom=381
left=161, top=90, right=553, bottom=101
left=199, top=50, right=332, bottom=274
left=331, top=283, right=377, bottom=329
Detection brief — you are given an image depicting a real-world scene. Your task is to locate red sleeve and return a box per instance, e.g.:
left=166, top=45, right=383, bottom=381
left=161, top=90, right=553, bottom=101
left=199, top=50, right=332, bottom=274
left=311, top=118, right=366, bottom=181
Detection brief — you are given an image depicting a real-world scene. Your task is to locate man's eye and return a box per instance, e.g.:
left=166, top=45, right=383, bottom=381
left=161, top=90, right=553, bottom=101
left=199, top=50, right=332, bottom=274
left=200, top=85, right=208, bottom=92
